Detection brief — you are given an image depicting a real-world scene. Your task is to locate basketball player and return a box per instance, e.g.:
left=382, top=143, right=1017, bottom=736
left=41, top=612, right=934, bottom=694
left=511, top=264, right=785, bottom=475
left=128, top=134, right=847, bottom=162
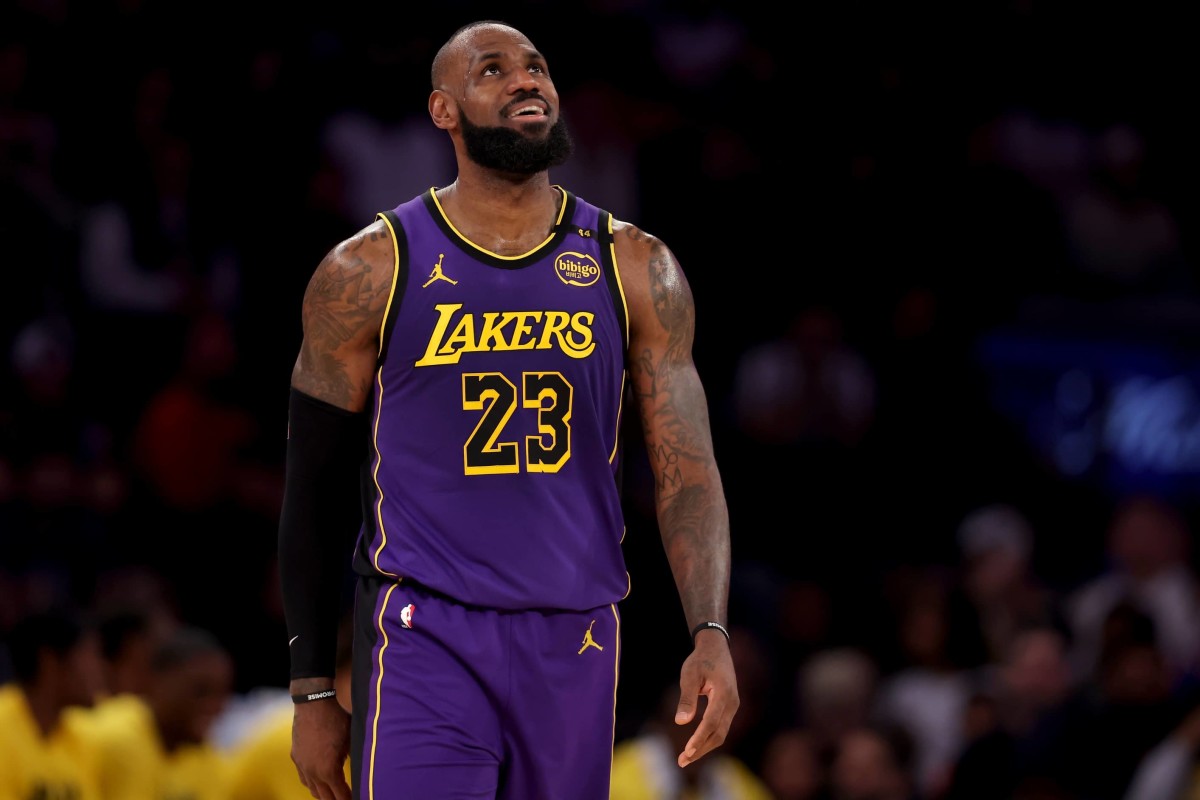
left=78, top=625, right=235, bottom=799
left=277, top=19, right=738, bottom=800
left=0, top=606, right=106, bottom=799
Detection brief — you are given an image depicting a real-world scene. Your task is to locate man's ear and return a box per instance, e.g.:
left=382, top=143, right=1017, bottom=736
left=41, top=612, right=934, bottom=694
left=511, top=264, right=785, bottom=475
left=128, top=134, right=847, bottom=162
left=429, top=91, right=456, bottom=130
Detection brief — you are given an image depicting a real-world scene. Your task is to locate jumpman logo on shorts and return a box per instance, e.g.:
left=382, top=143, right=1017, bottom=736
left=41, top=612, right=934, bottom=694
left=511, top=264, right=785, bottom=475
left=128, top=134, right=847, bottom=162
left=577, top=619, right=604, bottom=654
left=422, top=253, right=458, bottom=287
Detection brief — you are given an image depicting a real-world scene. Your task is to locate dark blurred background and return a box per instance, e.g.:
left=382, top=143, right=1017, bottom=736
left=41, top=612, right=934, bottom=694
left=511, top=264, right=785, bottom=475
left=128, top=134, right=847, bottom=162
left=4, top=1, right=1200, bottom=798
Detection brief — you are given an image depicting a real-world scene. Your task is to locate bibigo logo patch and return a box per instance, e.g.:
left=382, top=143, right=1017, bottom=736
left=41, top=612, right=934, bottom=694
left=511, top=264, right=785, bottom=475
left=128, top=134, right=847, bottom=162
left=554, top=252, right=601, bottom=287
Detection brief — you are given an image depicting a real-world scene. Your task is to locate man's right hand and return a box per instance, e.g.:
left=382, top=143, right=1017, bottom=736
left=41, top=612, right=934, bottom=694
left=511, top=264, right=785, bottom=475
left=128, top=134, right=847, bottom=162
left=291, top=698, right=352, bottom=800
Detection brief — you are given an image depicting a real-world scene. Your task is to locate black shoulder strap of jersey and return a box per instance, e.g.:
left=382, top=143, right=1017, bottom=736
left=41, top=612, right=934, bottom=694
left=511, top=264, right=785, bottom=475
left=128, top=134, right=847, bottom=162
left=553, top=217, right=615, bottom=245
left=375, top=209, right=408, bottom=367
left=552, top=188, right=614, bottom=244
left=596, top=209, right=629, bottom=354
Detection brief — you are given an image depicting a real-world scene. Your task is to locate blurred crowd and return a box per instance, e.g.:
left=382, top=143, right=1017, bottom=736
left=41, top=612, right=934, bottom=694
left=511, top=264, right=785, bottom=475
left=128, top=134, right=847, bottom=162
left=4, top=1, right=1200, bottom=799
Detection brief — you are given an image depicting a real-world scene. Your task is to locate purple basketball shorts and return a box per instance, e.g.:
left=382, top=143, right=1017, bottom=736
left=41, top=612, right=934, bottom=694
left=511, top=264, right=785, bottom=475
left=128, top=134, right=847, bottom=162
left=351, top=576, right=622, bottom=799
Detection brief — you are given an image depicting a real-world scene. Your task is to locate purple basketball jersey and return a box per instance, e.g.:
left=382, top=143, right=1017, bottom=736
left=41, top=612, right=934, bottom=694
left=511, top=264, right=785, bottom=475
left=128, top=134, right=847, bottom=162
left=351, top=187, right=631, bottom=611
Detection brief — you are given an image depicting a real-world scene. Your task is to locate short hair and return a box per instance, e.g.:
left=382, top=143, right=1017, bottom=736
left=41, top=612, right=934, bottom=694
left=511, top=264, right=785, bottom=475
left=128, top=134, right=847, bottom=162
left=431, top=19, right=516, bottom=90
left=150, top=626, right=227, bottom=673
left=4, top=606, right=91, bottom=683
left=799, top=647, right=878, bottom=709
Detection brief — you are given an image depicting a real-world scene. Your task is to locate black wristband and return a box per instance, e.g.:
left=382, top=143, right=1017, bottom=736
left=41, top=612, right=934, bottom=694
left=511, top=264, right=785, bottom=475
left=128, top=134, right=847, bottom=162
left=690, top=621, right=730, bottom=643
left=292, top=689, right=338, bottom=704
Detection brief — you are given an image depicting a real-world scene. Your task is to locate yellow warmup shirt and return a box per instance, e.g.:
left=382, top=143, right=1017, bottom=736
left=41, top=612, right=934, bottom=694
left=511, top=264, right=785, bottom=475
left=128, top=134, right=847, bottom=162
left=76, top=693, right=232, bottom=800
left=0, top=683, right=102, bottom=800
left=609, top=732, right=773, bottom=800
left=227, top=703, right=353, bottom=800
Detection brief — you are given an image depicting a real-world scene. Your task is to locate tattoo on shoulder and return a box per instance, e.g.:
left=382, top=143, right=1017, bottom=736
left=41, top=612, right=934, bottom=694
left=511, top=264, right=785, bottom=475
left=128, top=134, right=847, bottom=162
left=305, top=233, right=390, bottom=341
left=619, top=223, right=655, bottom=245
left=647, top=241, right=694, bottom=353
left=296, top=227, right=393, bottom=403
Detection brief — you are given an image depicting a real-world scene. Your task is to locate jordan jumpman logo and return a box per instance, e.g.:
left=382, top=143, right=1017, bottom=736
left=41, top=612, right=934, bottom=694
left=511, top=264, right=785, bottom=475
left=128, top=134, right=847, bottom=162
left=578, top=619, right=604, bottom=654
left=422, top=253, right=458, bottom=287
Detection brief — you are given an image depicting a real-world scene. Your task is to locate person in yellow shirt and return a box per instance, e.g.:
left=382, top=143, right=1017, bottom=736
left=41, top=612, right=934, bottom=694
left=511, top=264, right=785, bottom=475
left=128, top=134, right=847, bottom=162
left=96, top=604, right=177, bottom=699
left=226, top=616, right=354, bottom=798
left=79, top=624, right=235, bottom=800
left=610, top=682, right=773, bottom=800
left=0, top=605, right=107, bottom=800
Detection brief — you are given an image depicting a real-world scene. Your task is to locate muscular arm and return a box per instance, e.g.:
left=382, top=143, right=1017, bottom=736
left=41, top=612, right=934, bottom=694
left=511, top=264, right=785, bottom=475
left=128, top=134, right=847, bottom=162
left=292, top=221, right=396, bottom=410
left=618, top=221, right=737, bottom=766
left=281, top=221, right=395, bottom=689
left=619, top=221, right=730, bottom=632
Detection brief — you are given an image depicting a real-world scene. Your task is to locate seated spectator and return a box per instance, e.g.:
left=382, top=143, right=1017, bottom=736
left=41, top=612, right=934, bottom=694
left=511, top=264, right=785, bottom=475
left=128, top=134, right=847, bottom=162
left=1065, top=494, right=1200, bottom=682
left=796, top=647, right=879, bottom=762
left=828, top=722, right=919, bottom=800
left=955, top=503, right=1062, bottom=664
left=873, top=569, right=978, bottom=797
left=760, top=727, right=826, bottom=800
left=1032, top=603, right=1196, bottom=799
left=944, top=624, right=1078, bottom=800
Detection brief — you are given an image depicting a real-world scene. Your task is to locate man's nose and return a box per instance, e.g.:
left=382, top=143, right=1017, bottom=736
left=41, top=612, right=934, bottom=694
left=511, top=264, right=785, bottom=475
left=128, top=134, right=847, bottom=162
left=508, top=72, right=539, bottom=93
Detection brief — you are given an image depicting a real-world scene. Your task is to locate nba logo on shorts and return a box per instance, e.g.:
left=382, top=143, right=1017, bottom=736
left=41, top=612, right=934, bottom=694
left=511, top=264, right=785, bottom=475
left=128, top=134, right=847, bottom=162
left=400, top=604, right=415, bottom=629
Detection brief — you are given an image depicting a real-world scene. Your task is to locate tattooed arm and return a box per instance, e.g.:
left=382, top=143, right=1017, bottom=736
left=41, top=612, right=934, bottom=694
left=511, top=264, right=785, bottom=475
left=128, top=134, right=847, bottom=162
left=292, top=221, right=396, bottom=410
left=281, top=221, right=394, bottom=800
left=616, top=220, right=738, bottom=768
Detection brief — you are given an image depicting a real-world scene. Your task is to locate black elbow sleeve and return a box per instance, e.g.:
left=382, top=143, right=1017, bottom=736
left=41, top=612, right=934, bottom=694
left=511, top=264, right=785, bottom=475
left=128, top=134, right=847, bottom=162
left=278, top=388, right=369, bottom=680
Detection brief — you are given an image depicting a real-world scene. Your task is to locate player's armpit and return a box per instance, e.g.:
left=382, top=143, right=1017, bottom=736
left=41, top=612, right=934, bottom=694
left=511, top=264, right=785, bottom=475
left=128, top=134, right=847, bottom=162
left=292, top=220, right=397, bottom=413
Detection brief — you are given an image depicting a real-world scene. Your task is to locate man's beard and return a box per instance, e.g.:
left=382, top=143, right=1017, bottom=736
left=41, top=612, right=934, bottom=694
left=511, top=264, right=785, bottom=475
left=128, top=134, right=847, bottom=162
left=459, top=109, right=573, bottom=175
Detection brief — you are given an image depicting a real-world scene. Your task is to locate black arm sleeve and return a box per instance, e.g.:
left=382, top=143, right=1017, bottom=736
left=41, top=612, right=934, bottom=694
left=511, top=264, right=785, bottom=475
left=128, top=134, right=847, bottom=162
left=278, top=387, right=369, bottom=680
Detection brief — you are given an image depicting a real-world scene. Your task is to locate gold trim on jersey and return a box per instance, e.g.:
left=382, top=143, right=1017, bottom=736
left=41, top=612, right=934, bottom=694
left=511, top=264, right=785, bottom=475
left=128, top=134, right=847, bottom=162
left=609, top=372, right=625, bottom=464
left=608, top=211, right=632, bottom=602
left=375, top=212, right=402, bottom=349
left=605, top=210, right=626, bottom=470
left=428, top=186, right=569, bottom=260
left=606, top=213, right=629, bottom=349
left=370, top=213, right=402, bottom=578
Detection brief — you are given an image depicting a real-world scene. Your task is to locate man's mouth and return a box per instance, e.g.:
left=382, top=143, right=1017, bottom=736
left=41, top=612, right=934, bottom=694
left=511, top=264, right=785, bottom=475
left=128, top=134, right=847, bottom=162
left=507, top=101, right=548, bottom=119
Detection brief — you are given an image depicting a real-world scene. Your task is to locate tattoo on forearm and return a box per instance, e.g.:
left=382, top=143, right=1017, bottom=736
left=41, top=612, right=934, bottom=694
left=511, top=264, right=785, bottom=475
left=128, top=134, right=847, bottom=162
left=646, top=439, right=684, bottom=499
left=660, top=484, right=730, bottom=626
left=623, top=226, right=729, bottom=624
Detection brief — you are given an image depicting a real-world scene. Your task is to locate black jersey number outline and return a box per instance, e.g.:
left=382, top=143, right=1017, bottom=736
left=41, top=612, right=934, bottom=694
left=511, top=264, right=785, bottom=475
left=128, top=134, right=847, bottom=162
left=462, top=371, right=573, bottom=475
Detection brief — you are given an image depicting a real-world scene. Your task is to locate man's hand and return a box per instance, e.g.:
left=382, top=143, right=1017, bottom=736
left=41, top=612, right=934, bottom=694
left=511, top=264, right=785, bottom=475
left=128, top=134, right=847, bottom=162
left=291, top=699, right=352, bottom=800
left=674, top=629, right=739, bottom=767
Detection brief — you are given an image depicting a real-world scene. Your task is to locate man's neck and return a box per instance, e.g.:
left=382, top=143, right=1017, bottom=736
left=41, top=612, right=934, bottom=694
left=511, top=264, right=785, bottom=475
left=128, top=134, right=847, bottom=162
left=20, top=681, right=63, bottom=738
left=437, top=170, right=561, bottom=254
